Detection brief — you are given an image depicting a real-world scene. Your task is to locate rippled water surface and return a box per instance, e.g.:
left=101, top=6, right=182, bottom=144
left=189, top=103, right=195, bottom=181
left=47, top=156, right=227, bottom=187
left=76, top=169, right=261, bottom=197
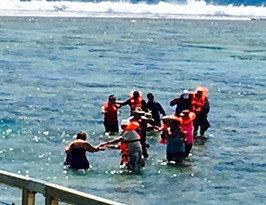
left=0, top=17, right=266, bottom=205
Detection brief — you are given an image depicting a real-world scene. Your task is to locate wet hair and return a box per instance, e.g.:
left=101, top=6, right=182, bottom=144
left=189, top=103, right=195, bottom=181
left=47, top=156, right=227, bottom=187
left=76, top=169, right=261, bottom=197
left=147, top=92, right=154, bottom=98
left=76, top=131, right=87, bottom=140
left=133, top=91, right=139, bottom=98
left=109, top=95, right=115, bottom=100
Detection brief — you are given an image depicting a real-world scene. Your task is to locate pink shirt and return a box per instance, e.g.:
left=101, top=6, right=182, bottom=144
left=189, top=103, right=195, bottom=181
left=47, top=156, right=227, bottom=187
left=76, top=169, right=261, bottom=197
left=182, top=121, right=194, bottom=144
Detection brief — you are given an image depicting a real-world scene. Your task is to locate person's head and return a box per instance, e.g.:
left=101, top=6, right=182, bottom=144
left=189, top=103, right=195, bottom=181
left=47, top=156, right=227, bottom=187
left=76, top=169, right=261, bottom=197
left=120, top=119, right=130, bottom=130
left=108, top=95, right=116, bottom=104
left=76, top=131, right=87, bottom=140
left=182, top=89, right=190, bottom=99
left=169, top=119, right=182, bottom=133
left=196, top=89, right=203, bottom=98
left=147, top=93, right=154, bottom=102
left=133, top=91, right=140, bottom=99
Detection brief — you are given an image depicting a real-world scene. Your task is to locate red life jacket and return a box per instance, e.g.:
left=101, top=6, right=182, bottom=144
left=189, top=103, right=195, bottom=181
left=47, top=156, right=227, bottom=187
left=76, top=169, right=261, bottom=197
left=129, top=90, right=143, bottom=111
left=191, top=95, right=206, bottom=113
left=101, top=102, right=118, bottom=123
left=130, top=97, right=142, bottom=110
left=191, top=86, right=208, bottom=113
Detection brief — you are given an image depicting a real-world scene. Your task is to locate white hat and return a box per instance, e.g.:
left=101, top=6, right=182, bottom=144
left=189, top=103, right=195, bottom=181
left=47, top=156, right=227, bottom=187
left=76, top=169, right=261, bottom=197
left=183, top=89, right=190, bottom=94
left=121, top=119, right=130, bottom=126
left=133, top=107, right=145, bottom=114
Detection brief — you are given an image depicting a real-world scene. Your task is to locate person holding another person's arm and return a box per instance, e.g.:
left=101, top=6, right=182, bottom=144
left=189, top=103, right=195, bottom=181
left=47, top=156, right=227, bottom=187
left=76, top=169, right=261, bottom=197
left=64, top=131, right=105, bottom=170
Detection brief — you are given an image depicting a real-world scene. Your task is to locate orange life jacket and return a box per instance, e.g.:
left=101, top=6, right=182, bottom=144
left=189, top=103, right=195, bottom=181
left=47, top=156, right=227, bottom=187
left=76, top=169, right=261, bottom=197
left=124, top=121, right=140, bottom=131
left=129, top=91, right=143, bottom=110
left=191, top=94, right=206, bottom=113
left=120, top=123, right=141, bottom=165
left=130, top=97, right=142, bottom=110
left=181, top=111, right=196, bottom=125
left=119, top=142, right=129, bottom=164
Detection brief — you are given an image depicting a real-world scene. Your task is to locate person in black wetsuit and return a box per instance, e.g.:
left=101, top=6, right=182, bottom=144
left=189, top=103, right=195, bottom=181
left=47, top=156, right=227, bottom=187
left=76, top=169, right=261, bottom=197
left=64, top=131, right=105, bottom=170
left=170, top=89, right=192, bottom=116
left=147, top=92, right=166, bottom=126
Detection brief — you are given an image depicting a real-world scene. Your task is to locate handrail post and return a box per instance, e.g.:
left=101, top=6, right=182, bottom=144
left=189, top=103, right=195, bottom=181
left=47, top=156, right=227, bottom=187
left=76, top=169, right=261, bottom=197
left=22, top=189, right=36, bottom=205
left=45, top=196, right=59, bottom=205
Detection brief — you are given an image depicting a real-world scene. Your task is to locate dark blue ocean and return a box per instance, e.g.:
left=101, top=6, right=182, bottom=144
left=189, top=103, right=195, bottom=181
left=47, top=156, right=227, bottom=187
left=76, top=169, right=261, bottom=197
left=0, top=0, right=266, bottom=204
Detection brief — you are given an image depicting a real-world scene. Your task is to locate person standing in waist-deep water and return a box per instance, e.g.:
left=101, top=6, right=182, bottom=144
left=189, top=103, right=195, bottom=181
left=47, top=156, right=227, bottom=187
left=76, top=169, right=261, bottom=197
left=180, top=109, right=196, bottom=158
left=161, top=115, right=186, bottom=164
left=147, top=92, right=166, bottom=126
left=191, top=86, right=210, bottom=137
left=117, top=90, right=149, bottom=116
left=64, top=131, right=105, bottom=170
left=101, top=95, right=119, bottom=134
left=104, top=119, right=144, bottom=173
left=128, top=108, right=149, bottom=159
left=139, top=112, right=155, bottom=159
left=170, top=89, right=192, bottom=116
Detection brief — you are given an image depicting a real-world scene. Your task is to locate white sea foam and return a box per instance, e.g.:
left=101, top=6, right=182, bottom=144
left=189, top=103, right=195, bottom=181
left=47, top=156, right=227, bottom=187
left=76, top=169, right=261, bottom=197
left=0, top=0, right=266, bottom=20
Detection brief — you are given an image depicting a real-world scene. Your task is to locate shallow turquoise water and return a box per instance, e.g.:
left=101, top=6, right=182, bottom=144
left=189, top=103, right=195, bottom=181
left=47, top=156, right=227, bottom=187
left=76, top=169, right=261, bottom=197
left=0, top=17, right=266, bottom=204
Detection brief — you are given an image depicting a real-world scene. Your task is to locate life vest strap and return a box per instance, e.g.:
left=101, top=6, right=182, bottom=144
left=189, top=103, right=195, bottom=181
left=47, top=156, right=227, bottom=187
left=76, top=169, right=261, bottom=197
left=123, top=139, right=140, bottom=143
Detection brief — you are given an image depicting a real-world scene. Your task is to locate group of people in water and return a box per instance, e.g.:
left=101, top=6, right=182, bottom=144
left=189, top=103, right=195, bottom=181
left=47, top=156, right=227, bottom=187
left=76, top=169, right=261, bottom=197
left=64, top=86, right=210, bottom=173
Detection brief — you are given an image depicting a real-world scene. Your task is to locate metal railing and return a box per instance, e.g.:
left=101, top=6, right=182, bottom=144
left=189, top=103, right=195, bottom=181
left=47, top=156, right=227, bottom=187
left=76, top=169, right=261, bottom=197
left=0, top=170, right=125, bottom=205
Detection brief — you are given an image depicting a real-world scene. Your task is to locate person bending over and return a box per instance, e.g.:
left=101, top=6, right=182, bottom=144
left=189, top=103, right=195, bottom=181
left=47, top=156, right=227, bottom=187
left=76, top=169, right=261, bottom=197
left=64, top=131, right=105, bottom=170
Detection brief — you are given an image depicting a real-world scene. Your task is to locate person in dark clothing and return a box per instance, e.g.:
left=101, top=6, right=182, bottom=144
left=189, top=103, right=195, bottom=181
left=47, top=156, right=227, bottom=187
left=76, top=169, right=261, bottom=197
left=147, top=93, right=166, bottom=126
left=170, top=89, right=192, bottom=116
left=117, top=91, right=149, bottom=116
left=64, top=131, right=105, bottom=170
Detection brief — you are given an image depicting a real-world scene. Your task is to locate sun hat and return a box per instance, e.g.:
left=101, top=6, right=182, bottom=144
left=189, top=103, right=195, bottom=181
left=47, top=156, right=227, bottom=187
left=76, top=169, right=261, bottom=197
left=133, top=107, right=145, bottom=114
left=141, top=112, right=154, bottom=121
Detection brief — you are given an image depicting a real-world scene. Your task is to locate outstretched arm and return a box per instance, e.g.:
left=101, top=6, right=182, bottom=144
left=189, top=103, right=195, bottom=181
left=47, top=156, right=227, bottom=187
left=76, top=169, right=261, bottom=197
left=116, top=99, right=130, bottom=108
left=84, top=142, right=105, bottom=152
left=104, top=136, right=123, bottom=145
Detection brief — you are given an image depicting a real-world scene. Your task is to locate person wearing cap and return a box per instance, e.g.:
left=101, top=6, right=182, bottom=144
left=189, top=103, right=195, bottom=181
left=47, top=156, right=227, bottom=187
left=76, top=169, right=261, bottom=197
left=161, top=115, right=186, bottom=164
left=170, top=89, right=192, bottom=116
left=64, top=131, right=106, bottom=170
left=101, top=95, right=119, bottom=134
left=128, top=108, right=149, bottom=158
left=117, top=90, right=149, bottom=116
left=180, top=110, right=196, bottom=157
left=128, top=107, right=145, bottom=123
left=104, top=119, right=143, bottom=172
left=191, top=86, right=210, bottom=137
left=139, top=112, right=155, bottom=158
left=147, top=92, right=166, bottom=126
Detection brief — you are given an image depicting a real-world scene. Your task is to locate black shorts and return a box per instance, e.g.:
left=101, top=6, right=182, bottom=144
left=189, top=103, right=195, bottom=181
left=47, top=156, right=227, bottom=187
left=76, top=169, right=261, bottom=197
left=104, top=122, right=119, bottom=132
